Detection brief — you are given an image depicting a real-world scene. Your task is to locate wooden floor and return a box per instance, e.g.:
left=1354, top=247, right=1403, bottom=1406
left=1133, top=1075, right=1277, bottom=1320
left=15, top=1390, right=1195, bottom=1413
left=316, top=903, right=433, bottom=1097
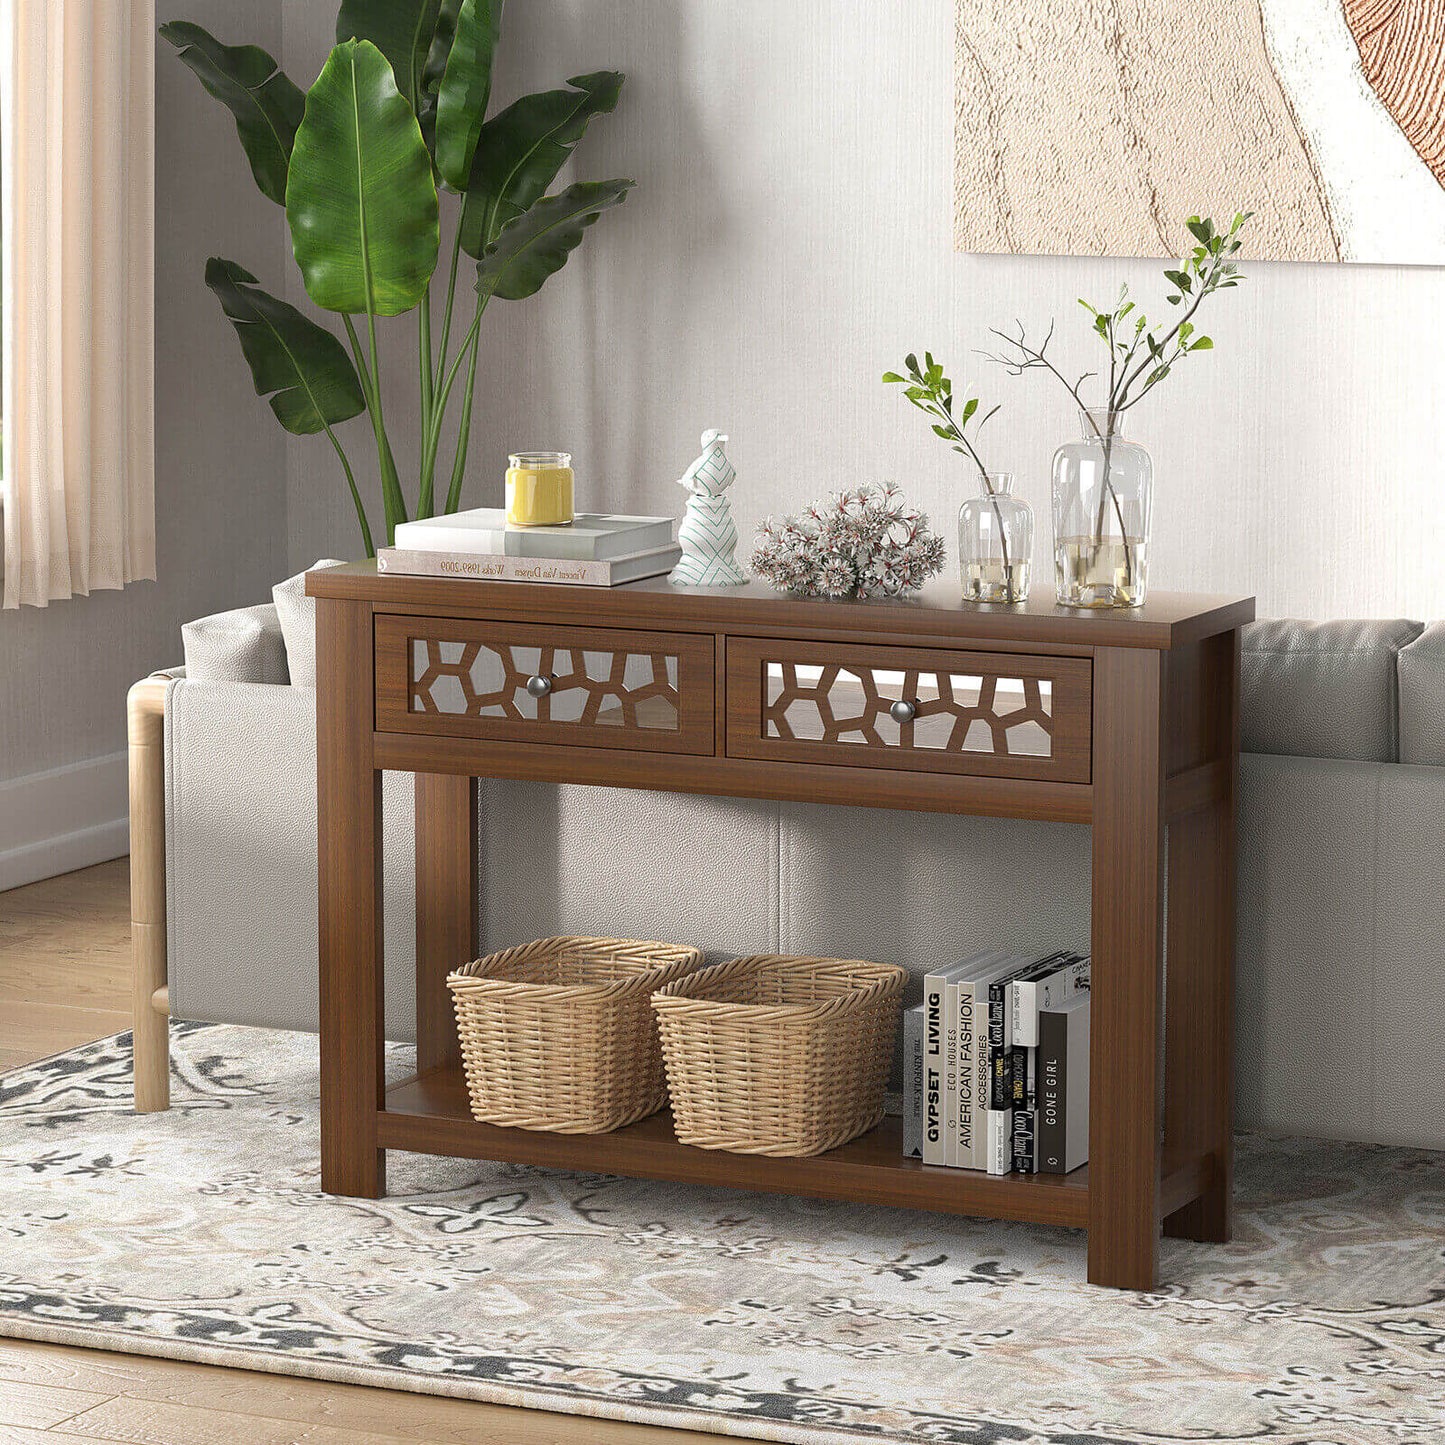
left=0, top=860, right=720, bottom=1445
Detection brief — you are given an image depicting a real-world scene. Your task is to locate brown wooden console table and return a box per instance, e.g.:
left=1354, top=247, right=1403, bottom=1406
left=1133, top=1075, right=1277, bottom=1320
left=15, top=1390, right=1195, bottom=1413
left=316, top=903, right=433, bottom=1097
left=307, top=563, right=1253, bottom=1291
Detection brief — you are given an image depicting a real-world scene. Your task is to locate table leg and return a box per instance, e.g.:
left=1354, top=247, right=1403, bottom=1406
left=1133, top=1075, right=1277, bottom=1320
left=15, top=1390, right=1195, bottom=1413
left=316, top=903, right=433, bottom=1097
left=317, top=598, right=386, bottom=1198
left=1088, top=646, right=1166, bottom=1290
left=1163, top=630, right=1239, bottom=1242
left=415, top=773, right=476, bottom=1075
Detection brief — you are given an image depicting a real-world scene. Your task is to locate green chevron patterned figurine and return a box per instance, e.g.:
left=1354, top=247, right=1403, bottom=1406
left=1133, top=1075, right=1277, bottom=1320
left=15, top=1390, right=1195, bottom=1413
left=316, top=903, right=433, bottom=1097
left=669, top=429, right=748, bottom=586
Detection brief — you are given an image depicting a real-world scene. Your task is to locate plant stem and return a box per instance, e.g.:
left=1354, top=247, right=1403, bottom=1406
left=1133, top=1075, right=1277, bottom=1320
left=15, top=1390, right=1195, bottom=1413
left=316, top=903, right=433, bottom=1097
left=419, top=283, right=434, bottom=418
left=344, top=313, right=407, bottom=542
left=935, top=406, right=1015, bottom=597
left=436, top=200, right=467, bottom=378
left=322, top=420, right=374, bottom=557
left=420, top=288, right=489, bottom=506
left=1105, top=314, right=1119, bottom=414
left=417, top=285, right=435, bottom=518
left=1117, top=277, right=1213, bottom=405
left=997, top=330, right=1131, bottom=597
left=1079, top=410, right=1133, bottom=592
left=440, top=206, right=489, bottom=514
left=445, top=319, right=484, bottom=513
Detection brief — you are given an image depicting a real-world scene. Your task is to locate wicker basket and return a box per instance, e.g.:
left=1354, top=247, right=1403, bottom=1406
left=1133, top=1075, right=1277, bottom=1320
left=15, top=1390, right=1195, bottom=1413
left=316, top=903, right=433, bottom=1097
left=651, top=954, right=908, bottom=1156
left=447, top=937, right=702, bottom=1133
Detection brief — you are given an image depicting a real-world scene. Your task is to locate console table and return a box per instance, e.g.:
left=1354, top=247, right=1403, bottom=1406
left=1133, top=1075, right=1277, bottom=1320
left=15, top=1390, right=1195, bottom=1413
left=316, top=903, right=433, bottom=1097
left=307, top=563, right=1253, bottom=1291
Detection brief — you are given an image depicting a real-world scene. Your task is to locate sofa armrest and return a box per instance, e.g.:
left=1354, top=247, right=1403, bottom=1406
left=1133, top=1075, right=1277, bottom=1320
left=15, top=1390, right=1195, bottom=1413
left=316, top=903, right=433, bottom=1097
left=1398, top=623, right=1445, bottom=766
left=127, top=669, right=183, bottom=1113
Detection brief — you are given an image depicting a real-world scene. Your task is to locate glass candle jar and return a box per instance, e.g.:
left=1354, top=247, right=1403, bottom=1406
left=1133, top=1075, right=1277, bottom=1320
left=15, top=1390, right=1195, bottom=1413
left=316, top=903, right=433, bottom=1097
left=506, top=451, right=574, bottom=527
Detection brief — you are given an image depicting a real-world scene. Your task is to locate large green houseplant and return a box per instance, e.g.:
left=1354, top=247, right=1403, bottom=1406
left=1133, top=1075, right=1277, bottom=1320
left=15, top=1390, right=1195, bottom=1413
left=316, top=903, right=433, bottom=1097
left=162, top=2, right=632, bottom=554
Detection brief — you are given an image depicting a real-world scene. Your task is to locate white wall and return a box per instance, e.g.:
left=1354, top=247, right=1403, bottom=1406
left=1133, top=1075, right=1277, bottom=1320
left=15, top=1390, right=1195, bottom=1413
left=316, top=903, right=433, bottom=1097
left=0, top=0, right=288, bottom=883
left=281, top=0, right=1445, bottom=622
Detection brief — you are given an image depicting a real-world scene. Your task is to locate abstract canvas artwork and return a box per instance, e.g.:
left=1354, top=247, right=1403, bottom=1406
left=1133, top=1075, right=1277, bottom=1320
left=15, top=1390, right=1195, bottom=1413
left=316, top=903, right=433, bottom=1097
left=954, top=1, right=1445, bottom=265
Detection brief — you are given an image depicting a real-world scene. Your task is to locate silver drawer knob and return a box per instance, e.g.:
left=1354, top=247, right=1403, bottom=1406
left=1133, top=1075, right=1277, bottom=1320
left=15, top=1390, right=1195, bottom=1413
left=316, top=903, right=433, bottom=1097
left=889, top=699, right=918, bottom=724
left=525, top=673, right=554, bottom=699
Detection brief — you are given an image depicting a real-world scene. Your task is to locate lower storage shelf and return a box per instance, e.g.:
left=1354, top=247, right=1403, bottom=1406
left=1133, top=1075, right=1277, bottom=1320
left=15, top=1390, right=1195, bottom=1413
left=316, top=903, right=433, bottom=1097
left=380, top=1067, right=1191, bottom=1229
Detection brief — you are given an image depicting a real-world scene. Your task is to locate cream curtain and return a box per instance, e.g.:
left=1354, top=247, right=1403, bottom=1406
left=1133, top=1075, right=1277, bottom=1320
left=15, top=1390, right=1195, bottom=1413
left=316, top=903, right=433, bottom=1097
left=2, top=0, right=155, bottom=609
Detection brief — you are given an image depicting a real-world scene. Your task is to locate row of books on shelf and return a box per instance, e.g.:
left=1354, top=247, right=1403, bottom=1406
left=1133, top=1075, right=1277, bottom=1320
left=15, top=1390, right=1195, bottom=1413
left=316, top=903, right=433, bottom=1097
left=902, top=949, right=1091, bottom=1175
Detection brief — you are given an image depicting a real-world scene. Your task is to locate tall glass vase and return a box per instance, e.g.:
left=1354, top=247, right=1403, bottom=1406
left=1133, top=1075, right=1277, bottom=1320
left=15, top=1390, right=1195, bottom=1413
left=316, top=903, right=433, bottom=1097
left=1052, top=409, right=1152, bottom=608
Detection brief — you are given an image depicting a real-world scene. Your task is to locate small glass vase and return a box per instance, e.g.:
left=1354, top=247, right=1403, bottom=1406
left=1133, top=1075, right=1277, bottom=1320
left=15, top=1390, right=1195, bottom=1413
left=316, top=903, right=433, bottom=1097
left=958, top=471, right=1032, bottom=603
left=1052, top=409, right=1152, bottom=608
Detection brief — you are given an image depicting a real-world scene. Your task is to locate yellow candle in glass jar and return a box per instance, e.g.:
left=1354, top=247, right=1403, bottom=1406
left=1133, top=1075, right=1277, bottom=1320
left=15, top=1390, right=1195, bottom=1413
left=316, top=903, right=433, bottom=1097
left=506, top=451, right=574, bottom=526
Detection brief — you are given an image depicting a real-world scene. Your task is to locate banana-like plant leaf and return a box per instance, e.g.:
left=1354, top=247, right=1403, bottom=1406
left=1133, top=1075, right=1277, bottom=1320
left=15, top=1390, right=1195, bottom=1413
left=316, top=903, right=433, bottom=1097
left=416, top=0, right=464, bottom=154
left=335, top=0, right=441, bottom=117
left=461, top=72, right=623, bottom=257
left=478, top=179, right=632, bottom=301
left=435, top=0, right=503, bottom=190
left=160, top=22, right=304, bottom=205
left=286, top=40, right=440, bottom=316
left=205, top=258, right=365, bottom=434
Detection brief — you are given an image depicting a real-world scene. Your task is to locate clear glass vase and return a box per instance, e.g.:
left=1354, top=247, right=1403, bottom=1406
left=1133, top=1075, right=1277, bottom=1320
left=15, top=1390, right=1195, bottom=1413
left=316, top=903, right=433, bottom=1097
left=1052, top=409, right=1152, bottom=608
left=958, top=471, right=1032, bottom=603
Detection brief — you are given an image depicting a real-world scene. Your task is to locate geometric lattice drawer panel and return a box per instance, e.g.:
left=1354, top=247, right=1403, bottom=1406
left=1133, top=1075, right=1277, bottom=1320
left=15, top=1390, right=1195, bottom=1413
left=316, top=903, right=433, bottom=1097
left=375, top=617, right=716, bottom=755
left=764, top=660, right=1053, bottom=756
left=412, top=638, right=680, bottom=730
left=727, top=637, right=1092, bottom=783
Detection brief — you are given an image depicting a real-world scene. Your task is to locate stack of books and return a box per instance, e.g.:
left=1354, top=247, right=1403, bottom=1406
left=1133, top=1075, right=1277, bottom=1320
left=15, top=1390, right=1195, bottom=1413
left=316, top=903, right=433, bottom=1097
left=902, top=949, right=1091, bottom=1175
left=378, top=508, right=680, bottom=586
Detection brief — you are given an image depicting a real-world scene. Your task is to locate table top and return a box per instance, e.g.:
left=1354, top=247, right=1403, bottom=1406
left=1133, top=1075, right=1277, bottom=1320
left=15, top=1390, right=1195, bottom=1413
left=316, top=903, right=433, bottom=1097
left=308, top=561, right=1255, bottom=652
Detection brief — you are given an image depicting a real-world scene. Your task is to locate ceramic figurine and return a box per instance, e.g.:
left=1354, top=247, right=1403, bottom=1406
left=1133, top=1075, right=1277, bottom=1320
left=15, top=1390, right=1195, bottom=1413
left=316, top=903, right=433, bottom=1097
left=669, top=429, right=748, bottom=586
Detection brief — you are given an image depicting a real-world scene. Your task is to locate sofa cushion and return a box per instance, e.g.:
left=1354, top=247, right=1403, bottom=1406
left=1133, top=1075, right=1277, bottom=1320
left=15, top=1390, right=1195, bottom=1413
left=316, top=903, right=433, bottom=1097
left=1398, top=623, right=1445, bottom=766
left=164, top=678, right=418, bottom=1040
left=273, top=559, right=345, bottom=689
left=181, top=603, right=288, bottom=684
left=1241, top=618, right=1423, bottom=762
left=1235, top=753, right=1382, bottom=1141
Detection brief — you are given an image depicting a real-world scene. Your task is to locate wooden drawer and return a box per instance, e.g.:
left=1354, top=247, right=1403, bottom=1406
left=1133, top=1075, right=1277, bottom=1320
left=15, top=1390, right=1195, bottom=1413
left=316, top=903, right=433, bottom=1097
left=376, top=616, right=715, bottom=755
left=726, top=637, right=1091, bottom=783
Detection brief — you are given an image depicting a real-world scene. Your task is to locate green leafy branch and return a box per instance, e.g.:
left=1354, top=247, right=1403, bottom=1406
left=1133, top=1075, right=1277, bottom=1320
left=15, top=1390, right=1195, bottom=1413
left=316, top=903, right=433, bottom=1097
left=982, top=212, right=1251, bottom=590
left=986, top=212, right=1251, bottom=430
left=883, top=352, right=999, bottom=483
left=884, top=351, right=1015, bottom=585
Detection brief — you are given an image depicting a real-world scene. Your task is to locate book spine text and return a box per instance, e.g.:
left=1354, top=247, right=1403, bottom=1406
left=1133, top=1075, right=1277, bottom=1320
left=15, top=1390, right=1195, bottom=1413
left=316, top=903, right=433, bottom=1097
left=921, top=974, right=947, bottom=1166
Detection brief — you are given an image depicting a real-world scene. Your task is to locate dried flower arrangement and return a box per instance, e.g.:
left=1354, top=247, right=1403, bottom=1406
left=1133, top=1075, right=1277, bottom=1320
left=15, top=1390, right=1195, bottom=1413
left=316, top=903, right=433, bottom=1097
left=751, top=483, right=946, bottom=599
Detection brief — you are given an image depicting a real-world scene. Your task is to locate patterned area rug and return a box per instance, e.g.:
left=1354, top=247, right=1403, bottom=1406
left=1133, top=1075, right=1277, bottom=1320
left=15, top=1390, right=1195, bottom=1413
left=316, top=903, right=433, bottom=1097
left=1, top=1025, right=1442, bottom=1445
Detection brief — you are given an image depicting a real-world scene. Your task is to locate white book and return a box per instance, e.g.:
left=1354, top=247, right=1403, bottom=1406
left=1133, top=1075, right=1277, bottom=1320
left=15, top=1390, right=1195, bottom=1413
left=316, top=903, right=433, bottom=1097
left=945, top=975, right=971, bottom=1169
left=376, top=543, right=681, bottom=587
left=946, top=958, right=992, bottom=1169
left=985, top=1108, right=1014, bottom=1175
left=394, top=509, right=675, bottom=561
left=1011, top=954, right=1090, bottom=1048
left=947, top=953, right=1028, bottom=1167
left=921, top=953, right=995, bottom=1167
left=942, top=976, right=965, bottom=1167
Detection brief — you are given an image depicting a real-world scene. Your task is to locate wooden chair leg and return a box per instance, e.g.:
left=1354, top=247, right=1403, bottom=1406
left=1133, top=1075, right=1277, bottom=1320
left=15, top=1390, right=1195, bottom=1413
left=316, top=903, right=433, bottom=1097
left=128, top=675, right=172, bottom=1113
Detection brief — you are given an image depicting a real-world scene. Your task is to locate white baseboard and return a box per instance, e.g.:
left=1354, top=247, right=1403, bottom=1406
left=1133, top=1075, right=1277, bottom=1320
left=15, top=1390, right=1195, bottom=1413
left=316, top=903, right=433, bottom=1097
left=0, top=752, right=130, bottom=893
